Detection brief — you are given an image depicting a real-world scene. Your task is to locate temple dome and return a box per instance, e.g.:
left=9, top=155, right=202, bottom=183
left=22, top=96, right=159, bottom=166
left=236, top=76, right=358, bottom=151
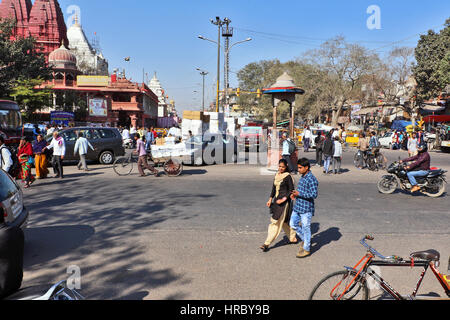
left=49, top=43, right=77, bottom=69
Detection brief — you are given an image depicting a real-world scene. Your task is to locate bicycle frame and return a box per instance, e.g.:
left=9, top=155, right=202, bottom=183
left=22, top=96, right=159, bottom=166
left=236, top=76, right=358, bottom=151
left=342, top=254, right=450, bottom=300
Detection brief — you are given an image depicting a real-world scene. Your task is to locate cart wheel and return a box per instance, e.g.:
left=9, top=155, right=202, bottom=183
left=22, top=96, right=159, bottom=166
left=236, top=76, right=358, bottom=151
left=164, top=159, right=183, bottom=177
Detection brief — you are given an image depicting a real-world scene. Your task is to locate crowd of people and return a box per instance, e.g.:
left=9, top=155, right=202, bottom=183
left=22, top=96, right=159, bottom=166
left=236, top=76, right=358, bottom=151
left=0, top=124, right=99, bottom=189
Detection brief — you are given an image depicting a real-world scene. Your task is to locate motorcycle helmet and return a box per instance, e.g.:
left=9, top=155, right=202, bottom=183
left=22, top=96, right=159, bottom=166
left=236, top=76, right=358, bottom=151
left=417, top=142, right=428, bottom=153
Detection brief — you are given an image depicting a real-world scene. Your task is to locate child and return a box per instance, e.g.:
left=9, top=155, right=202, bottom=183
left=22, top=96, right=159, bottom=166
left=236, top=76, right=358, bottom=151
left=333, top=136, right=343, bottom=174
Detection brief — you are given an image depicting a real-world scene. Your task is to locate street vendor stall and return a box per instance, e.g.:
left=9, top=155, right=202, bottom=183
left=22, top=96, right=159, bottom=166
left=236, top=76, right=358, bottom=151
left=150, top=136, right=187, bottom=176
left=345, top=125, right=363, bottom=146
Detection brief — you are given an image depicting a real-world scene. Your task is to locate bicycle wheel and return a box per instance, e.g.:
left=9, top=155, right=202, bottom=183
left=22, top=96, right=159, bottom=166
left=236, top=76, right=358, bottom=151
left=354, top=152, right=362, bottom=168
left=376, top=153, right=387, bottom=170
left=367, top=157, right=377, bottom=171
left=164, top=158, right=183, bottom=177
left=113, top=157, right=133, bottom=176
left=309, top=270, right=369, bottom=300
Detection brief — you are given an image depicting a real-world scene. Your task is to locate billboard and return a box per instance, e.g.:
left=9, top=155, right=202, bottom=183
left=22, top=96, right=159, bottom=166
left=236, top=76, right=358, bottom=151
left=89, top=98, right=108, bottom=117
left=77, top=75, right=110, bottom=87
left=50, top=111, right=75, bottom=126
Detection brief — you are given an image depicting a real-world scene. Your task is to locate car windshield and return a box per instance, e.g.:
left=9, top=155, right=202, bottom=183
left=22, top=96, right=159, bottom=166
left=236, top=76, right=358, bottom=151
left=0, top=170, right=18, bottom=202
left=0, top=108, right=22, bottom=131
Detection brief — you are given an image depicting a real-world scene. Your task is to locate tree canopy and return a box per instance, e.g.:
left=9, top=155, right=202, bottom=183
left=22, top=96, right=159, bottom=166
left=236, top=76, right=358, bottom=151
left=0, top=18, right=52, bottom=99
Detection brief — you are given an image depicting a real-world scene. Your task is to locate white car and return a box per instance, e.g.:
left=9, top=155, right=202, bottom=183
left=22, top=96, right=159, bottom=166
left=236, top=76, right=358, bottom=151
left=379, top=132, right=394, bottom=149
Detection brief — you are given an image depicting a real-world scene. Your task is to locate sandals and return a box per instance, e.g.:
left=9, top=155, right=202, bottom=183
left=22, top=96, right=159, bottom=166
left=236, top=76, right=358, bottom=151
left=259, top=244, right=269, bottom=252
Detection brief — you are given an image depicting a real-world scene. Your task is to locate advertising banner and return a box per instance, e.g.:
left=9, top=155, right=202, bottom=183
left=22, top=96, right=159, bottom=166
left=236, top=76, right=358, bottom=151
left=89, top=98, right=108, bottom=117
left=50, top=111, right=75, bottom=126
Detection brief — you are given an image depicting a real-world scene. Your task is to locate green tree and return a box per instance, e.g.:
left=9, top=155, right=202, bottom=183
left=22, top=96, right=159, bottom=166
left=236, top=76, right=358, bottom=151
left=10, top=78, right=53, bottom=119
left=413, top=18, right=450, bottom=102
left=0, top=18, right=51, bottom=98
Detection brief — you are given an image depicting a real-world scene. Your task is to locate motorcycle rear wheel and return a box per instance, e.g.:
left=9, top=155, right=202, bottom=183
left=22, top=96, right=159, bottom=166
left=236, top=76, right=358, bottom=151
left=421, top=178, right=446, bottom=198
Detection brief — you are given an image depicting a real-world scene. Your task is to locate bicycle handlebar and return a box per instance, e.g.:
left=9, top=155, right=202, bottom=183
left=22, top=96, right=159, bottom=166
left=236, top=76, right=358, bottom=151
left=360, top=235, right=403, bottom=261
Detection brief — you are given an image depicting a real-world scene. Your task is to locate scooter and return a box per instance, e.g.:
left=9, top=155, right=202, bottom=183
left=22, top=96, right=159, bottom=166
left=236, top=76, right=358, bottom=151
left=377, top=161, right=447, bottom=198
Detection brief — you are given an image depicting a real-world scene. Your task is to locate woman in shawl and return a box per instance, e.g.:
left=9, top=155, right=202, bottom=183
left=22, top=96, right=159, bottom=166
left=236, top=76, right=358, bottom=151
left=18, top=136, right=35, bottom=188
left=260, top=159, right=298, bottom=252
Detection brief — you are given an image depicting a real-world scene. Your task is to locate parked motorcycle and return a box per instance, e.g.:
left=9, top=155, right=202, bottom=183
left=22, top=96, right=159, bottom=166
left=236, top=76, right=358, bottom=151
left=377, top=161, right=447, bottom=198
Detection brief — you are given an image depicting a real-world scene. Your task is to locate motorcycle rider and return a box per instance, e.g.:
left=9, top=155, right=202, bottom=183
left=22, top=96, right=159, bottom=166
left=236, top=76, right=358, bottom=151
left=400, top=143, right=431, bottom=193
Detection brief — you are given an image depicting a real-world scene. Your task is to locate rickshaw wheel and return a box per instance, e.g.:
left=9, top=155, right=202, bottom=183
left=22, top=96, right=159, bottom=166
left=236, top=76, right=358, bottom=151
left=164, top=159, right=183, bottom=177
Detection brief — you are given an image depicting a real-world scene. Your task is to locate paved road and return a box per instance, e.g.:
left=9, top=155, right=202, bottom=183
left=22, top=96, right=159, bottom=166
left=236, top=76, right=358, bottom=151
left=20, top=147, right=450, bottom=300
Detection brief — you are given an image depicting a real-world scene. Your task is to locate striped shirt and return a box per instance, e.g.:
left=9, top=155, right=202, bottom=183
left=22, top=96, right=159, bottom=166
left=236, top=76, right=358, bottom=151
left=293, top=171, right=319, bottom=215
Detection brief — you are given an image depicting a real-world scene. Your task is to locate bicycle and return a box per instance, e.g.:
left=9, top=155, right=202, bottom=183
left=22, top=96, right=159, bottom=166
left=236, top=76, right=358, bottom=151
left=113, top=151, right=159, bottom=176
left=309, top=235, right=450, bottom=300
left=113, top=152, right=139, bottom=176
left=354, top=148, right=387, bottom=171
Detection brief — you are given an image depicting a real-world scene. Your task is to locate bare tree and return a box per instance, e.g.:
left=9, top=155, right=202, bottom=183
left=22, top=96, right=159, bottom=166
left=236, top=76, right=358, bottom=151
left=305, top=37, right=379, bottom=126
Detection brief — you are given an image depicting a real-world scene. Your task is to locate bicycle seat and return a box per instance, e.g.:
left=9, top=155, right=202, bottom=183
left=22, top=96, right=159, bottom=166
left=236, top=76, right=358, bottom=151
left=410, top=249, right=440, bottom=262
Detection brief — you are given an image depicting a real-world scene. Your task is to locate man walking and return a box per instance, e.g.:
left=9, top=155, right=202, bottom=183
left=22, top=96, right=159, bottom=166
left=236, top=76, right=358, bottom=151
left=44, top=131, right=65, bottom=178
left=314, top=132, right=325, bottom=167
left=134, top=133, right=158, bottom=177
left=322, top=132, right=334, bottom=174
left=290, top=158, right=319, bottom=258
left=281, top=132, right=296, bottom=174
left=0, top=136, right=13, bottom=174
left=74, top=132, right=95, bottom=172
left=303, top=126, right=312, bottom=152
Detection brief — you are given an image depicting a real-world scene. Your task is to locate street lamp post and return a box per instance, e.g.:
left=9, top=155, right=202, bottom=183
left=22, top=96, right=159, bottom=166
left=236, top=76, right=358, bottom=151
left=211, top=17, right=224, bottom=113
left=223, top=37, right=252, bottom=112
left=196, top=68, right=209, bottom=112
left=198, top=29, right=252, bottom=113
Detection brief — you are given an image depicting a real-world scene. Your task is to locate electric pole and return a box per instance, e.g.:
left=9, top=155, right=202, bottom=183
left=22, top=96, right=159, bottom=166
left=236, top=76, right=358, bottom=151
left=222, top=18, right=233, bottom=114
left=211, top=17, right=224, bottom=113
left=197, top=68, right=208, bottom=112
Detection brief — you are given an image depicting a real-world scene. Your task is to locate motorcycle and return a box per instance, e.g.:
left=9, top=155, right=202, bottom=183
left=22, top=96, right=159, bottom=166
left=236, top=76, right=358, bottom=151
left=377, top=161, right=447, bottom=198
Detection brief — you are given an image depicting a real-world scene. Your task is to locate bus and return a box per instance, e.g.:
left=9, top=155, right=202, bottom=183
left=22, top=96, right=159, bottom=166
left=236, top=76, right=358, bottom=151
left=0, top=100, right=23, bottom=146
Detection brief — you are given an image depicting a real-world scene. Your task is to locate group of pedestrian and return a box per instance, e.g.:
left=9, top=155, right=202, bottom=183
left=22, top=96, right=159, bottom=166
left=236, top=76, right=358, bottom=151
left=0, top=124, right=98, bottom=188
left=315, top=128, right=344, bottom=175
left=261, top=157, right=319, bottom=259
left=392, top=130, right=425, bottom=152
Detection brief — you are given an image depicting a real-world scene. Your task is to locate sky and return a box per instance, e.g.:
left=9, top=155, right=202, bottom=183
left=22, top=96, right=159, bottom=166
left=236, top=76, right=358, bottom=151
left=51, top=0, right=450, bottom=113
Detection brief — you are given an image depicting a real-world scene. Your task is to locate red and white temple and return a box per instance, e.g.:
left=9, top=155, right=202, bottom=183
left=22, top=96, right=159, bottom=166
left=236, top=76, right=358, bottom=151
left=0, top=0, right=68, bottom=58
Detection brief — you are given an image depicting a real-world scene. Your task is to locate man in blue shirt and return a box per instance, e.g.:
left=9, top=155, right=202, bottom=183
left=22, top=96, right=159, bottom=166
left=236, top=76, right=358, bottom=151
left=290, top=158, right=319, bottom=258
left=281, top=132, right=296, bottom=174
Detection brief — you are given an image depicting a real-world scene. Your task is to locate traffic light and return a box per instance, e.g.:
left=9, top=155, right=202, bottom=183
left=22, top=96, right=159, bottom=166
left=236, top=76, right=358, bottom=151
left=257, top=89, right=262, bottom=99
left=236, top=88, right=241, bottom=97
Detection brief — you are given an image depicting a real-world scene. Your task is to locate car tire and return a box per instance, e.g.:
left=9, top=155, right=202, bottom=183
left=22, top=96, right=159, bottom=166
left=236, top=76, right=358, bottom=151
left=99, top=151, right=115, bottom=165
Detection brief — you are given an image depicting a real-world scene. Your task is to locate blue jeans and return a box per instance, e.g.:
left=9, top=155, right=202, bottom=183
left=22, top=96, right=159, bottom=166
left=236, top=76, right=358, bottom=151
left=324, top=156, right=332, bottom=173
left=407, top=170, right=429, bottom=186
left=290, top=211, right=313, bottom=252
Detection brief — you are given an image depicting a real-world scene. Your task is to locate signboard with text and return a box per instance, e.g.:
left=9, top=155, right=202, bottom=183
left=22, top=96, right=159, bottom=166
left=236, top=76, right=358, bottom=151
left=77, top=75, right=110, bottom=87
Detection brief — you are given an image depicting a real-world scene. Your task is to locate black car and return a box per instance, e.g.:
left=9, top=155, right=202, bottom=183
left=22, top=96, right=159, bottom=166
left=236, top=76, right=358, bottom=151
left=46, top=127, right=125, bottom=165
left=0, top=169, right=28, bottom=231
